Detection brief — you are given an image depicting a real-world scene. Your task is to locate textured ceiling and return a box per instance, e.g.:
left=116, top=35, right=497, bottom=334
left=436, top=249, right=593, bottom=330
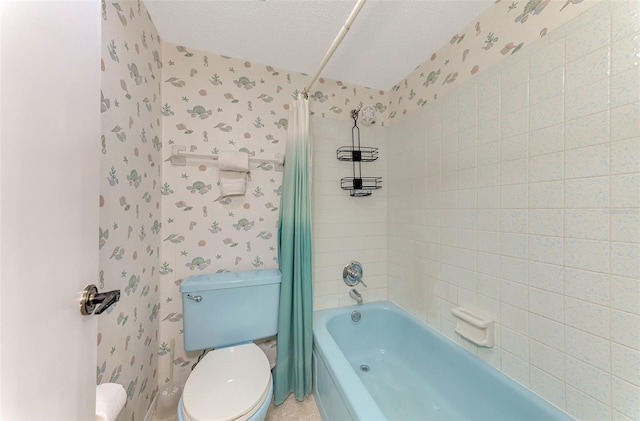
left=144, top=0, right=494, bottom=91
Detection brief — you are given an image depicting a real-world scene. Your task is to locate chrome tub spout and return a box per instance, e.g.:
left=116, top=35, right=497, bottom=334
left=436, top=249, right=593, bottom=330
left=349, top=288, right=363, bottom=305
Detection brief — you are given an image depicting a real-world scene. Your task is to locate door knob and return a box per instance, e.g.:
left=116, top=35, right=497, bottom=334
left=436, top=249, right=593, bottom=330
left=80, top=284, right=121, bottom=315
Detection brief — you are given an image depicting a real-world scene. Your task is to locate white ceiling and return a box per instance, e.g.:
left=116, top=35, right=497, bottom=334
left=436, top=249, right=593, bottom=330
left=144, top=0, right=494, bottom=91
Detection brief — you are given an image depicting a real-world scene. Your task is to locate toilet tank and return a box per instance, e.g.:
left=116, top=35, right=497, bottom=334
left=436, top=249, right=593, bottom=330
left=180, top=269, right=281, bottom=352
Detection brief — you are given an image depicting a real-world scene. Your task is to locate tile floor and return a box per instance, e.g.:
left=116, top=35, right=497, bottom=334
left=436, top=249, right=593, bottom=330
left=152, top=392, right=322, bottom=421
left=265, top=393, right=322, bottom=421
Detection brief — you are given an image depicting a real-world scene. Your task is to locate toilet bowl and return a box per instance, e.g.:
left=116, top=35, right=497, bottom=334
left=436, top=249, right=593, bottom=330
left=177, top=343, right=273, bottom=421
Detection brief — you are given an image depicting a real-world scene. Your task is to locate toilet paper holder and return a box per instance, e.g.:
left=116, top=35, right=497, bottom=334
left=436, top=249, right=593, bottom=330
left=80, top=284, right=121, bottom=315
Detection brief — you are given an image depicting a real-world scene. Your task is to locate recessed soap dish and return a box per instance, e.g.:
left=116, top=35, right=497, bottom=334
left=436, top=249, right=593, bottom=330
left=451, top=307, right=494, bottom=348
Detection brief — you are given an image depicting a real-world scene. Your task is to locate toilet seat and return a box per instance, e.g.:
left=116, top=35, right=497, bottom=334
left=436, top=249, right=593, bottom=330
left=181, top=343, right=271, bottom=421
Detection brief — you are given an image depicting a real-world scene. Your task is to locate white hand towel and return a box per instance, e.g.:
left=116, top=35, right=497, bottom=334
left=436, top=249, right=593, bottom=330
left=218, top=151, right=249, bottom=172
left=220, top=170, right=247, bottom=197
left=96, top=383, right=126, bottom=421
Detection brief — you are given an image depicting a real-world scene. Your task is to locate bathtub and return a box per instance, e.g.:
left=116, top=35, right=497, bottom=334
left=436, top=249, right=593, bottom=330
left=312, top=301, right=571, bottom=421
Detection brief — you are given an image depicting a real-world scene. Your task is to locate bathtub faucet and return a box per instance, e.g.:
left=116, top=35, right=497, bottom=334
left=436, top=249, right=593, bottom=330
left=349, top=288, right=363, bottom=305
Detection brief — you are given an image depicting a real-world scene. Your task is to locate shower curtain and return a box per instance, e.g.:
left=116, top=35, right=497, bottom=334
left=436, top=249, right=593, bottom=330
left=273, top=93, right=313, bottom=404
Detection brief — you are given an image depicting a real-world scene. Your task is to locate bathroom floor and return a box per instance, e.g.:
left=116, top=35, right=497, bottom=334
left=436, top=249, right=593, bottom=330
left=153, top=393, right=322, bottom=421
left=265, top=393, right=322, bottom=421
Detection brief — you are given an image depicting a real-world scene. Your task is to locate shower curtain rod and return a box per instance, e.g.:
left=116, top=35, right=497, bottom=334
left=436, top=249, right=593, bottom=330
left=303, top=0, right=367, bottom=97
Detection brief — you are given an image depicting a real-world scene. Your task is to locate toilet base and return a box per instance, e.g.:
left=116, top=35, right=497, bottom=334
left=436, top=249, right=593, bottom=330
left=177, top=375, right=273, bottom=421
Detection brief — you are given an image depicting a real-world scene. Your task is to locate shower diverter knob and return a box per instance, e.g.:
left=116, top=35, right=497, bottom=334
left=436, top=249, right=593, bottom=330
left=343, top=261, right=366, bottom=287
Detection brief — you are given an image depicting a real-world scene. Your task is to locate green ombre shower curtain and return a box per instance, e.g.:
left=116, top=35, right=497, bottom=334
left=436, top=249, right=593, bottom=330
left=273, top=93, right=313, bottom=405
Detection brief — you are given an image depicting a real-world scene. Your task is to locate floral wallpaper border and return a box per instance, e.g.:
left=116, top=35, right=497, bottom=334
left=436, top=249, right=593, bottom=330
left=389, top=0, right=602, bottom=119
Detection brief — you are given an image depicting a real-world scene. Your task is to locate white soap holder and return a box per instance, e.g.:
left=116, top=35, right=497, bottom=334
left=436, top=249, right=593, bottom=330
left=451, top=307, right=494, bottom=348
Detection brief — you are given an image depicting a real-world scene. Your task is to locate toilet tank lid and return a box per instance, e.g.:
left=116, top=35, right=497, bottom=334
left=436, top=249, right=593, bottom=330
left=180, top=269, right=282, bottom=293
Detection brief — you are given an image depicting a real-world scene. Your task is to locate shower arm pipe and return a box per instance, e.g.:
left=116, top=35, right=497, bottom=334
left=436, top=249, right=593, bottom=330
left=303, top=0, right=367, bottom=97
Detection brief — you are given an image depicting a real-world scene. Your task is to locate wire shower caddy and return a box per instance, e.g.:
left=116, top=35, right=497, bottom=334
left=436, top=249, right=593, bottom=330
left=337, top=109, right=382, bottom=197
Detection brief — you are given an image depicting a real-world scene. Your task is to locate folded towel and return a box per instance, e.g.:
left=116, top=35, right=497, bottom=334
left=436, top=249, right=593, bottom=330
left=218, top=151, right=249, bottom=172
left=220, top=170, right=247, bottom=197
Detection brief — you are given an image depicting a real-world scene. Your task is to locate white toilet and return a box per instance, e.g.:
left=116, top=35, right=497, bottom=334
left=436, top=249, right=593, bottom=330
left=177, top=269, right=281, bottom=421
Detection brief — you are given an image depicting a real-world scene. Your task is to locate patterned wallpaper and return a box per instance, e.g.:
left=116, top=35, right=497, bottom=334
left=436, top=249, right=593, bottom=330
left=389, top=0, right=601, bottom=119
left=99, top=1, right=162, bottom=419
left=157, top=43, right=387, bottom=387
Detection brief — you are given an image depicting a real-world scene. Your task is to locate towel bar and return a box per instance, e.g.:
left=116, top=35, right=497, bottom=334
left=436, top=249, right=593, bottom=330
left=167, top=145, right=284, bottom=167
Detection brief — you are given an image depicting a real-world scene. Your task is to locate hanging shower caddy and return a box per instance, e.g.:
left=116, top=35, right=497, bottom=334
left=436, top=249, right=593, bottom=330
left=337, top=109, right=382, bottom=197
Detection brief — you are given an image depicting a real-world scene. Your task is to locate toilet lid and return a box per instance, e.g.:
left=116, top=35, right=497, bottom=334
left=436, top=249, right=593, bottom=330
left=182, top=343, right=271, bottom=421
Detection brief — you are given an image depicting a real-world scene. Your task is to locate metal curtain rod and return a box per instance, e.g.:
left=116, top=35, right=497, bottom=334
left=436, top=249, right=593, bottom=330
left=303, top=0, right=367, bottom=95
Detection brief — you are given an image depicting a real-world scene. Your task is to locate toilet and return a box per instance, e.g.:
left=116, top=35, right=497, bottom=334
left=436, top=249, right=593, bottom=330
left=177, top=269, right=281, bottom=421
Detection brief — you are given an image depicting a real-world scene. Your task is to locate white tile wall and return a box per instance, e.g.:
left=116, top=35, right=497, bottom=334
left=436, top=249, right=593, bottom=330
left=311, top=117, right=388, bottom=309
left=386, top=1, right=640, bottom=419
